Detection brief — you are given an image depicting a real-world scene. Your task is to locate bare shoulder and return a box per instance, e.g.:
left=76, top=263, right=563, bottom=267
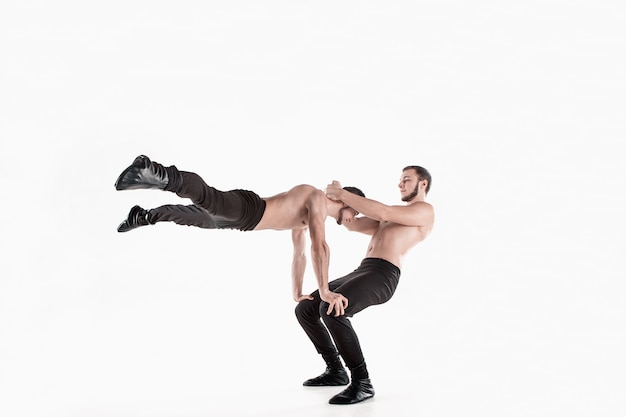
left=282, top=184, right=324, bottom=204
left=412, top=200, right=434, bottom=213
left=288, top=184, right=323, bottom=198
left=411, top=200, right=434, bottom=219
left=288, top=184, right=318, bottom=193
left=413, top=201, right=435, bottom=225
left=390, top=200, right=433, bottom=214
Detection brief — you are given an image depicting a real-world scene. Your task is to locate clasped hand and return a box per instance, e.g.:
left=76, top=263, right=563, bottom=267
left=325, top=180, right=343, bottom=201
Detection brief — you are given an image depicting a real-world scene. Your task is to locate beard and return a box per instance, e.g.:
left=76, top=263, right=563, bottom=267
left=402, top=184, right=419, bottom=202
left=337, top=208, right=346, bottom=225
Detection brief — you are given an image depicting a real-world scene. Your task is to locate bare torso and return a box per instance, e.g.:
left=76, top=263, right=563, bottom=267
left=365, top=206, right=434, bottom=269
left=251, top=184, right=346, bottom=309
left=253, top=184, right=325, bottom=231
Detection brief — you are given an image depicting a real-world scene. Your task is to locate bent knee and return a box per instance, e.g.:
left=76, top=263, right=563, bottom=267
left=295, top=299, right=318, bottom=321
left=318, top=301, right=333, bottom=318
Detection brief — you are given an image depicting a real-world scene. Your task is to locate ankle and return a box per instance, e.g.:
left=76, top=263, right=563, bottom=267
left=349, top=362, right=369, bottom=380
left=323, top=354, right=345, bottom=371
left=163, top=165, right=182, bottom=192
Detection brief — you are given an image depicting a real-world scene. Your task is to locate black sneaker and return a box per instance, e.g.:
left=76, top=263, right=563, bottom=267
left=328, top=378, right=375, bottom=405
left=117, top=205, right=150, bottom=232
left=114, top=155, right=170, bottom=191
left=303, top=367, right=349, bottom=387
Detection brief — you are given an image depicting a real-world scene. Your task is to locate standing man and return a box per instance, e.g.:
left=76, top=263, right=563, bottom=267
left=114, top=154, right=364, bottom=315
left=295, top=165, right=434, bottom=405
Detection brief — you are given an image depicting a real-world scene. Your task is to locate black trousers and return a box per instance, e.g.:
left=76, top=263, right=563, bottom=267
left=151, top=171, right=266, bottom=231
left=295, top=258, right=401, bottom=370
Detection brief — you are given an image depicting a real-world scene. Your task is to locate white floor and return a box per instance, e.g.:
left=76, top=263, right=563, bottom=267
left=1, top=257, right=623, bottom=417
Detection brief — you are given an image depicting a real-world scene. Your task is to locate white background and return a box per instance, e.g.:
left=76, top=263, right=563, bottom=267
left=1, top=1, right=624, bottom=416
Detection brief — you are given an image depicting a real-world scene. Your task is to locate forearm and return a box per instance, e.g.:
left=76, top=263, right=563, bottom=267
left=291, top=253, right=307, bottom=299
left=341, top=216, right=379, bottom=235
left=310, top=243, right=331, bottom=294
left=338, top=189, right=388, bottom=221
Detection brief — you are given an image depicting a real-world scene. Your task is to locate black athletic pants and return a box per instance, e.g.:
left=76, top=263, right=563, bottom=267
left=295, top=258, right=401, bottom=370
left=150, top=171, right=266, bottom=231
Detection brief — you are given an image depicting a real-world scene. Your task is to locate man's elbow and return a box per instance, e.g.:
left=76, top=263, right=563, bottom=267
left=373, top=208, right=390, bottom=222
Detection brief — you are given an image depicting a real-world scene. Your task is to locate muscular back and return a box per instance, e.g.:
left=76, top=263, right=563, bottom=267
left=254, top=184, right=327, bottom=231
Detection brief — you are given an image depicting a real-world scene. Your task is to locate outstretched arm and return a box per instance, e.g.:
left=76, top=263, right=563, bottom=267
left=326, top=181, right=434, bottom=227
left=291, top=229, right=313, bottom=302
left=340, top=215, right=379, bottom=235
left=306, top=194, right=349, bottom=317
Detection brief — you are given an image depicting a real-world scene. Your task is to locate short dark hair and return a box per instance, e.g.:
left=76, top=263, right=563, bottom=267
left=342, top=186, right=365, bottom=198
left=403, top=165, right=431, bottom=194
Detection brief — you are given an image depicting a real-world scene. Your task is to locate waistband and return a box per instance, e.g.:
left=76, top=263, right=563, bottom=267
left=359, top=257, right=401, bottom=276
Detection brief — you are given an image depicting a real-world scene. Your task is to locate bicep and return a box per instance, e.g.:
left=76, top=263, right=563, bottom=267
left=380, top=203, right=434, bottom=227
left=305, top=195, right=329, bottom=247
left=307, top=216, right=327, bottom=248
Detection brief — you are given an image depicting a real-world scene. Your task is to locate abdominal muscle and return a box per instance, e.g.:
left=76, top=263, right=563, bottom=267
left=365, top=222, right=427, bottom=269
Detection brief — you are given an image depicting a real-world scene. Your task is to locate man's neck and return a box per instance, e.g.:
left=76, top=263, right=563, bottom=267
left=406, top=195, right=426, bottom=205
